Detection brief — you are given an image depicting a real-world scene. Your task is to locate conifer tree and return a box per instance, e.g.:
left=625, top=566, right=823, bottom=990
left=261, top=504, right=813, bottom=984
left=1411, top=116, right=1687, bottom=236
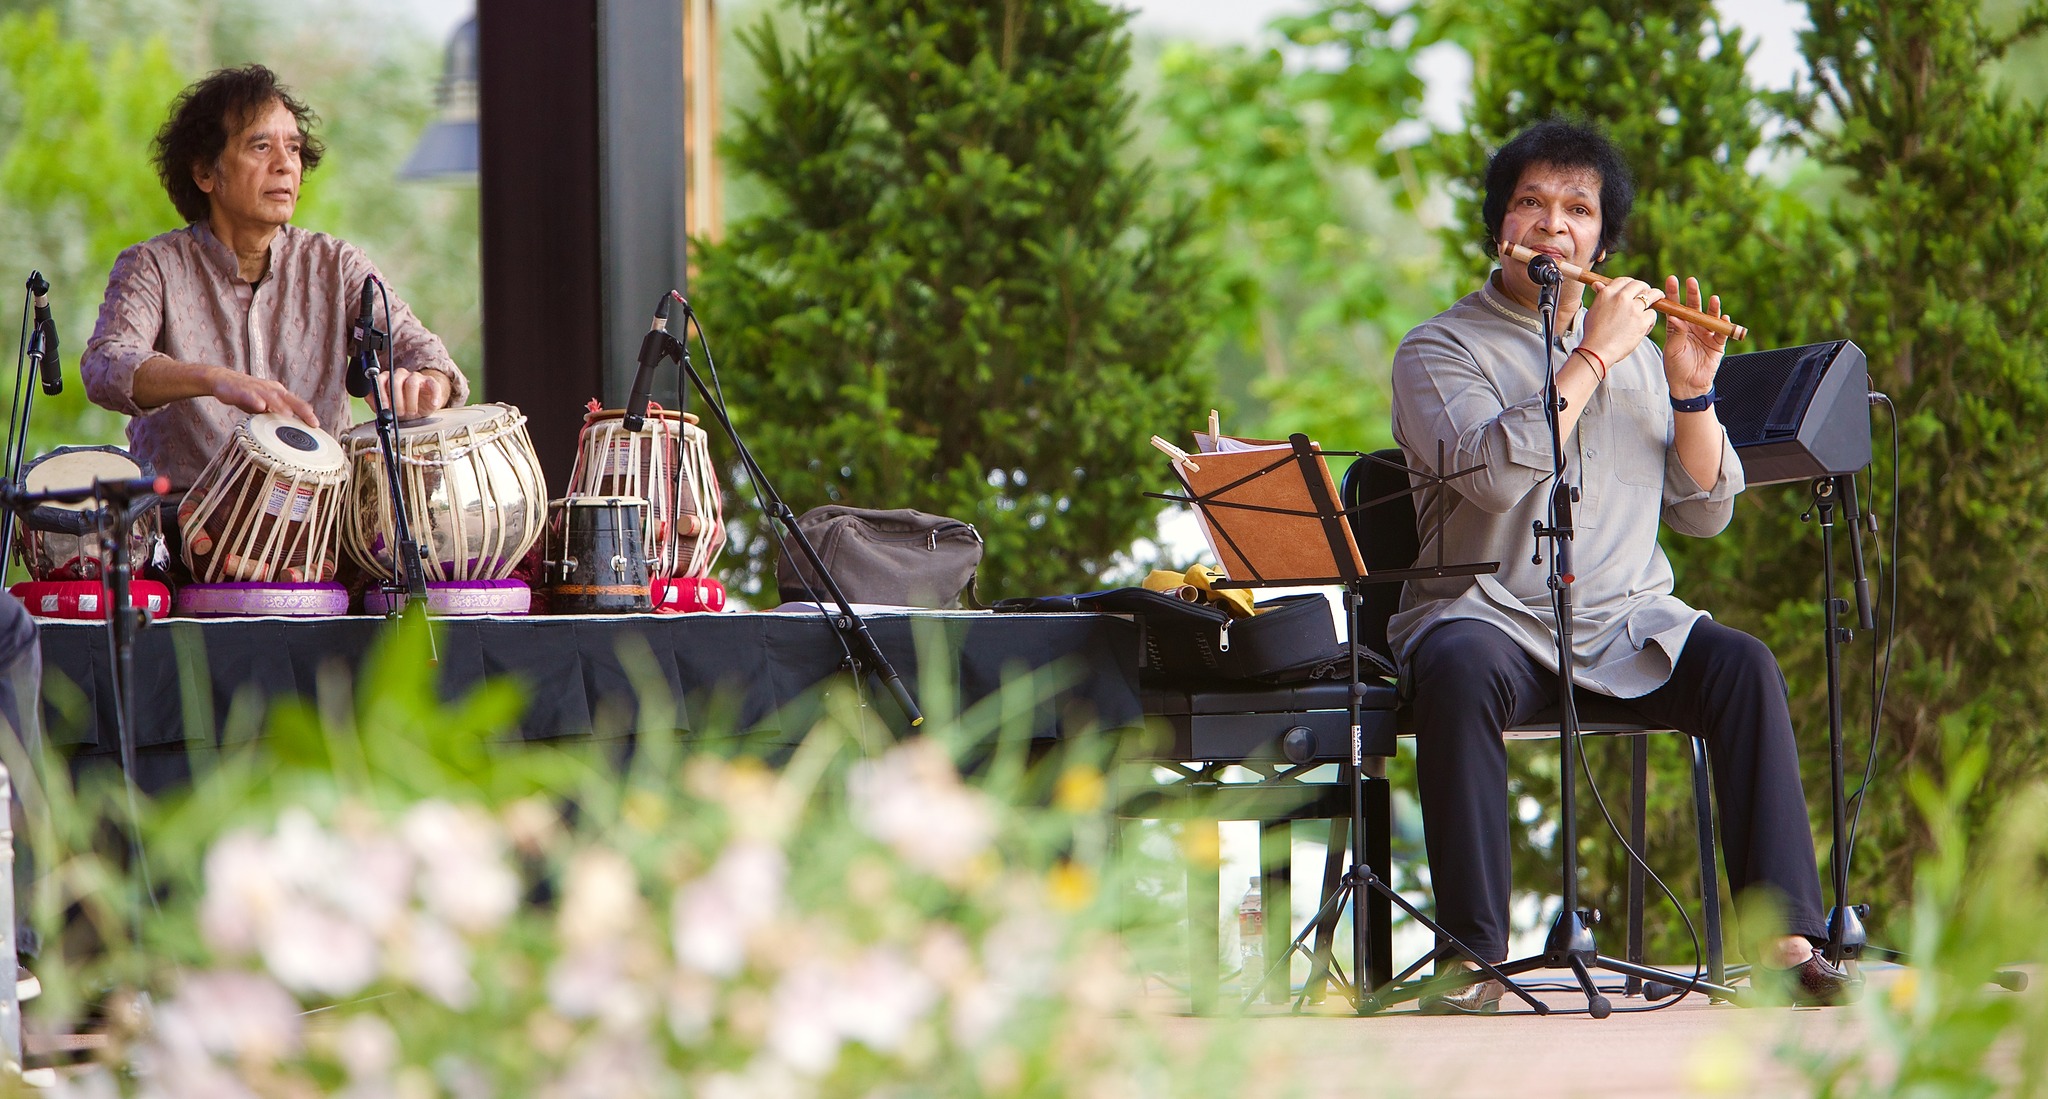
left=693, top=0, right=1212, bottom=599
left=1773, top=0, right=2048, bottom=902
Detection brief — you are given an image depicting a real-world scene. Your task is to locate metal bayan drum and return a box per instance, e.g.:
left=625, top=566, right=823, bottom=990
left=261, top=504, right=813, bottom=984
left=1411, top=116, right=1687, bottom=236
left=568, top=407, right=726, bottom=579
left=544, top=496, right=652, bottom=613
left=13, top=446, right=165, bottom=580
left=178, top=414, right=349, bottom=584
left=340, top=403, right=547, bottom=582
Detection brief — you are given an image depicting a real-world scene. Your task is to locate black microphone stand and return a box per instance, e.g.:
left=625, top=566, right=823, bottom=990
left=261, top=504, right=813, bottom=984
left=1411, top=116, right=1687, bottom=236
left=649, top=308, right=923, bottom=727
left=1, top=273, right=57, bottom=573
left=1478, top=255, right=1738, bottom=1015
left=352, top=288, right=430, bottom=606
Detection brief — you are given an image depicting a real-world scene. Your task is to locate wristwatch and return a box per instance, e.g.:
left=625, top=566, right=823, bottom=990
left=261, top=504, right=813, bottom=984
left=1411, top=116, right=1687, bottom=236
left=1670, top=387, right=1717, bottom=413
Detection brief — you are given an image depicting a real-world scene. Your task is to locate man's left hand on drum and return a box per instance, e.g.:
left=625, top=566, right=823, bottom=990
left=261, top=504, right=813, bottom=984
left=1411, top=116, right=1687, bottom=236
left=379, top=368, right=452, bottom=419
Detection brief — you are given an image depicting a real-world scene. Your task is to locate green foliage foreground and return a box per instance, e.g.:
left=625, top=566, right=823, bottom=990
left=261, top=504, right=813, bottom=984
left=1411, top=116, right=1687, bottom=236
left=15, top=614, right=1256, bottom=1097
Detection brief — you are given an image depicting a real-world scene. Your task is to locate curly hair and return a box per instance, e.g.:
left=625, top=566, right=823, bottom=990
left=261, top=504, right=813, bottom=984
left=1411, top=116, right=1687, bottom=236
left=152, top=65, right=325, bottom=224
left=1481, top=117, right=1635, bottom=261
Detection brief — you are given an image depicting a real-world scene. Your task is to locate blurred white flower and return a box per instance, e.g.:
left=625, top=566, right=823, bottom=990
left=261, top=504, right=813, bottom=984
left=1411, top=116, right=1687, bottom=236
left=952, top=914, right=1059, bottom=1046
left=390, top=914, right=479, bottom=1009
left=847, top=740, right=996, bottom=882
left=698, top=1056, right=815, bottom=1099
left=672, top=840, right=786, bottom=977
left=539, top=1033, right=670, bottom=1098
left=834, top=947, right=937, bottom=1054
left=199, top=809, right=410, bottom=997
left=766, top=946, right=939, bottom=1076
left=665, top=970, right=719, bottom=1045
left=330, top=1013, right=400, bottom=1082
left=197, top=829, right=283, bottom=958
left=404, top=801, right=520, bottom=934
left=259, top=895, right=381, bottom=997
left=153, top=970, right=303, bottom=1061
left=548, top=941, right=655, bottom=1031
left=559, top=847, right=644, bottom=948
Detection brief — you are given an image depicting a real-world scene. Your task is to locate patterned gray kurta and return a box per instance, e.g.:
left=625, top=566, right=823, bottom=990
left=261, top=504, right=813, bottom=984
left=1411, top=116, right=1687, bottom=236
left=1387, top=273, right=1744, bottom=699
left=81, top=221, right=468, bottom=489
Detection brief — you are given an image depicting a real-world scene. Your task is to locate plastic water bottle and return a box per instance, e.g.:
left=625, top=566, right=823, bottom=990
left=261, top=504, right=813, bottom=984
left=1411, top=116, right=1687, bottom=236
left=1238, top=876, right=1264, bottom=975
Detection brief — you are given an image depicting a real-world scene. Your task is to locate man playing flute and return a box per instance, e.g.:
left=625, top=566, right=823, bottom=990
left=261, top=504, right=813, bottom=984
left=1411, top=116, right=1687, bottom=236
left=1388, top=118, right=1853, bottom=1012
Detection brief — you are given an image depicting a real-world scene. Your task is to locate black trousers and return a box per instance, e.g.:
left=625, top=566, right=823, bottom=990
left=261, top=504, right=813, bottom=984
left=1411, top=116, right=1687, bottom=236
left=1408, top=617, right=1829, bottom=962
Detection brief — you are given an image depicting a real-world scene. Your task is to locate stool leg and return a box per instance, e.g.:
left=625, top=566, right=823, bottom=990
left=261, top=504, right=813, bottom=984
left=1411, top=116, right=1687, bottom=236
left=1691, top=739, right=1725, bottom=985
left=1188, top=821, right=1220, bottom=1015
left=1260, top=820, right=1291, bottom=1004
left=1627, top=736, right=1648, bottom=996
left=1366, top=770, right=1393, bottom=991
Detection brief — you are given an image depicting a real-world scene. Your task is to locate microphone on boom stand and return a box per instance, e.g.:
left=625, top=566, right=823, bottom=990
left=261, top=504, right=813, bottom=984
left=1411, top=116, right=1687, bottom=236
left=346, top=279, right=376, bottom=399
left=27, top=273, right=60, bottom=396
left=623, top=293, right=677, bottom=432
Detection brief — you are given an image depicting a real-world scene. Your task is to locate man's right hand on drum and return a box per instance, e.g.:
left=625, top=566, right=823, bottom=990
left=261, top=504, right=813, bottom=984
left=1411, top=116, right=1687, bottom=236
left=211, top=369, right=322, bottom=428
left=129, top=356, right=322, bottom=429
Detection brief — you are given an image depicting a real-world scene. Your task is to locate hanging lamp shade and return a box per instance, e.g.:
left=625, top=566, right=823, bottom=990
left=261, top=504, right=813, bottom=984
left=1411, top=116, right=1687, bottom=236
left=400, top=16, right=479, bottom=181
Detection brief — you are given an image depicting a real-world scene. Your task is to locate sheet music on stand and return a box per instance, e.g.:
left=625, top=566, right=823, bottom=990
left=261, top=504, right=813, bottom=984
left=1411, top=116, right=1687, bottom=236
left=1148, top=417, right=1497, bottom=589
left=1181, top=435, right=1363, bottom=586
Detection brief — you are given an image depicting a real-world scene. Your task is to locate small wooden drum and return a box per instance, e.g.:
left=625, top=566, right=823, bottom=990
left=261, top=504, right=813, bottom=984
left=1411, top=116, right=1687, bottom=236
left=13, top=445, right=165, bottom=581
left=567, top=407, right=726, bottom=579
left=341, top=402, right=547, bottom=583
left=178, top=414, right=349, bottom=584
left=544, top=496, right=653, bottom=613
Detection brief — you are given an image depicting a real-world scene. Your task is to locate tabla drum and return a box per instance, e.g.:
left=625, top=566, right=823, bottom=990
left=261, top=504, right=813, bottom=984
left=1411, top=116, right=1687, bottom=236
left=178, top=413, right=349, bottom=584
left=12, top=445, right=166, bottom=581
left=544, top=496, right=653, bottom=614
left=340, top=402, right=547, bottom=583
left=567, top=407, right=726, bottom=579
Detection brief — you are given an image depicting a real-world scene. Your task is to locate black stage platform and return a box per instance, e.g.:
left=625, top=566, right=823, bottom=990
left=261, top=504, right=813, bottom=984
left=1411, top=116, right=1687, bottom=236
left=34, top=609, right=1144, bottom=790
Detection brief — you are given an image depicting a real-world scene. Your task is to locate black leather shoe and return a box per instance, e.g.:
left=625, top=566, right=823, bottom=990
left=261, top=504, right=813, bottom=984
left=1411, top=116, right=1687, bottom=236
left=1418, top=976, right=1506, bottom=1015
left=1772, top=950, right=1862, bottom=1007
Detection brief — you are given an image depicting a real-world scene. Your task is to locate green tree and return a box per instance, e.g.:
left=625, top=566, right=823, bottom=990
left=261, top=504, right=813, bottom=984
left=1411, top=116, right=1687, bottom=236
left=0, top=8, right=188, bottom=456
left=1150, top=3, right=1466, bottom=449
left=693, top=0, right=1212, bottom=600
left=0, top=0, right=480, bottom=478
left=1748, top=0, right=2048, bottom=916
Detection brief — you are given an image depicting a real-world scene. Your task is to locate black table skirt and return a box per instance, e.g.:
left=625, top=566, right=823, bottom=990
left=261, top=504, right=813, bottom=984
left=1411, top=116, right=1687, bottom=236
left=37, top=610, right=1141, bottom=788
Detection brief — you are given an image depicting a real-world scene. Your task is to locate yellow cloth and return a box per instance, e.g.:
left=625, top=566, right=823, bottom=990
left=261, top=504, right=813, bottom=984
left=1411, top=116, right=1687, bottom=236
left=1144, top=565, right=1256, bottom=618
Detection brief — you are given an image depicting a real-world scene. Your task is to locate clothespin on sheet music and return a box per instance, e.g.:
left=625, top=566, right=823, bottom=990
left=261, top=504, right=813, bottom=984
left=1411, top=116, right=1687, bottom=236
left=1207, top=409, right=1221, bottom=453
left=1150, top=435, right=1200, bottom=475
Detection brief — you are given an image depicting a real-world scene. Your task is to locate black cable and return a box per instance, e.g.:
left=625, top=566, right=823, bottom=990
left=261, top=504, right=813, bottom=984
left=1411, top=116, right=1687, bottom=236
left=1844, top=394, right=1900, bottom=860
left=1575, top=735, right=1706, bottom=1011
left=675, top=305, right=873, bottom=724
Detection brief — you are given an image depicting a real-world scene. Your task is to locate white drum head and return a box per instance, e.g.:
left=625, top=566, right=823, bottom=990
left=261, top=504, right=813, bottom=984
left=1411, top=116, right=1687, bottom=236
left=345, top=403, right=517, bottom=448
left=246, top=413, right=346, bottom=472
left=23, top=449, right=143, bottom=512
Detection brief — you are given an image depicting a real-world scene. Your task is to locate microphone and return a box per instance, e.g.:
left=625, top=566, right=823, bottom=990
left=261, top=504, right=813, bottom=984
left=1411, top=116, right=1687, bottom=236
left=623, top=293, right=675, bottom=432
left=1526, top=252, right=1563, bottom=288
left=27, top=272, right=60, bottom=395
left=346, top=278, right=376, bottom=399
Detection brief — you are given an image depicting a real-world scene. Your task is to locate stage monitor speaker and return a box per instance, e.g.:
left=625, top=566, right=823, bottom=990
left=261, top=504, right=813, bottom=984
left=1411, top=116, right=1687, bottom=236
left=1716, top=339, right=1873, bottom=486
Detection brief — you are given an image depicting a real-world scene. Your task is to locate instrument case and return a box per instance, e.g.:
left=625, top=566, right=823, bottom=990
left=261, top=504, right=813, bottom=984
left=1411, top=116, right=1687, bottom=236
left=994, top=588, right=1381, bottom=686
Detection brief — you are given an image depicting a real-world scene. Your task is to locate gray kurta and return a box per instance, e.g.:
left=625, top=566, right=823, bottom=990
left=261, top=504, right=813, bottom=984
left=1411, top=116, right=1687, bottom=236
left=1386, top=272, right=1744, bottom=698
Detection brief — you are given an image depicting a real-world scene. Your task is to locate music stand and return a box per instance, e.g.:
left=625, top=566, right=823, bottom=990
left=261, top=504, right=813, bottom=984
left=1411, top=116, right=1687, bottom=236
left=1149, top=433, right=1534, bottom=1014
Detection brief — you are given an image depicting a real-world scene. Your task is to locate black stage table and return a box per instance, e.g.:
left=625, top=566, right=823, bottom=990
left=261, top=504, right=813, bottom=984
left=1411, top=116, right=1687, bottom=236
left=35, top=609, right=1142, bottom=791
